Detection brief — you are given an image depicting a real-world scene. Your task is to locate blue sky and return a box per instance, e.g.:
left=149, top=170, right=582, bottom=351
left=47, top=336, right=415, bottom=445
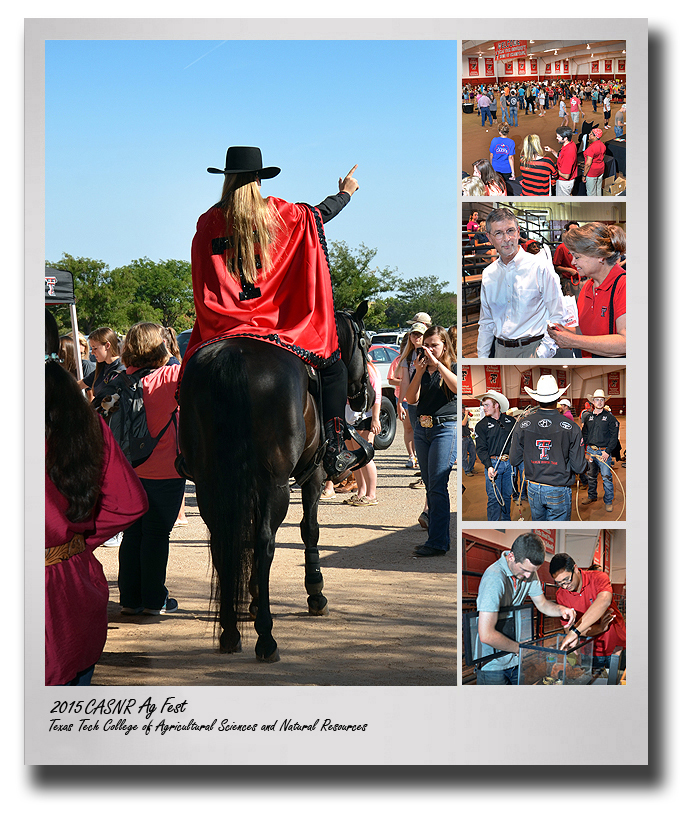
left=45, top=39, right=458, bottom=291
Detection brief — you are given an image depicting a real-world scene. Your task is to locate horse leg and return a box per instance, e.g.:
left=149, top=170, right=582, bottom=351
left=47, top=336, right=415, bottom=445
left=253, top=485, right=289, bottom=663
left=301, top=467, right=328, bottom=616
left=248, top=562, right=259, bottom=620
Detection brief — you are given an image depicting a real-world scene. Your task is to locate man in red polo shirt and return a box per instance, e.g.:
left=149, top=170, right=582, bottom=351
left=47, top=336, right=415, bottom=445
left=553, top=221, right=581, bottom=297
left=550, top=552, right=626, bottom=671
left=545, top=126, right=577, bottom=196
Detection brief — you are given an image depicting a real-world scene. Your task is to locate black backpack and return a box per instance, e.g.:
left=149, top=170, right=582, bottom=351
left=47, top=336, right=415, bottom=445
left=95, top=368, right=177, bottom=467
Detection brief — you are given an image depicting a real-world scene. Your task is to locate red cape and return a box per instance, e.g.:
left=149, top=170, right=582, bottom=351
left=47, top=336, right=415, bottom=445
left=181, top=196, right=339, bottom=373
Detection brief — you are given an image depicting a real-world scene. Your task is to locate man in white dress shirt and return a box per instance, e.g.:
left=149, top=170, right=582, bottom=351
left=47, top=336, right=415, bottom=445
left=477, top=209, right=564, bottom=358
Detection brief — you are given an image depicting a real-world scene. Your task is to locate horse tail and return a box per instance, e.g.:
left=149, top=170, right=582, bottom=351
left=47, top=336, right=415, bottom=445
left=195, top=346, right=257, bottom=647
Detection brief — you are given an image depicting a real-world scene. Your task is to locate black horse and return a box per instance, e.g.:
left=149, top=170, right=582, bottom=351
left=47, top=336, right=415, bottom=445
left=177, top=301, right=372, bottom=662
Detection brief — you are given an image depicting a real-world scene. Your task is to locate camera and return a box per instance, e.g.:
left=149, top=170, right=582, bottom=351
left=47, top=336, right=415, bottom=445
left=417, top=347, right=426, bottom=360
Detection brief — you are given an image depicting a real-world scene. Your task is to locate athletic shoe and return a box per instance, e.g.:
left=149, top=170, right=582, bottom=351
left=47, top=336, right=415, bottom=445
left=409, top=478, right=425, bottom=489
left=405, top=457, right=418, bottom=469
left=121, top=606, right=144, bottom=615
left=143, top=597, right=179, bottom=615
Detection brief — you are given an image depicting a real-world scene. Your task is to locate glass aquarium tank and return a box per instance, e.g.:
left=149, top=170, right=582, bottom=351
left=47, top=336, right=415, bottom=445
left=517, top=631, right=594, bottom=685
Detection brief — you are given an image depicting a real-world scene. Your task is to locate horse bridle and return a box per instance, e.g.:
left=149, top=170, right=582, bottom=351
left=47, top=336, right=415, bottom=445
left=338, top=311, right=371, bottom=414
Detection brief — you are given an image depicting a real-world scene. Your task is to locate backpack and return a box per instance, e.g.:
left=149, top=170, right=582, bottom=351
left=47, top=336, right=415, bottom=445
left=95, top=368, right=177, bottom=467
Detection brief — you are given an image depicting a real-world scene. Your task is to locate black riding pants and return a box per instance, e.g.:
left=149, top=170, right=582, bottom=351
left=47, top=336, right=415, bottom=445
left=318, top=358, right=348, bottom=425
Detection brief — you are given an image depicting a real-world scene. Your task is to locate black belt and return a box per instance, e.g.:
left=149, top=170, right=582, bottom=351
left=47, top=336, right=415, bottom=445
left=496, top=334, right=544, bottom=348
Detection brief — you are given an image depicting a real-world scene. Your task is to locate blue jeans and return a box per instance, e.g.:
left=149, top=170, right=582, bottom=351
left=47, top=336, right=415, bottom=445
left=527, top=482, right=572, bottom=521
left=614, top=125, right=623, bottom=137
left=587, top=453, right=614, bottom=504
left=509, top=105, right=518, bottom=126
left=500, top=104, right=509, bottom=123
left=463, top=436, right=476, bottom=473
left=119, top=477, right=186, bottom=609
left=480, top=107, right=493, bottom=126
left=413, top=419, right=457, bottom=551
left=476, top=665, right=518, bottom=685
left=484, top=458, right=512, bottom=521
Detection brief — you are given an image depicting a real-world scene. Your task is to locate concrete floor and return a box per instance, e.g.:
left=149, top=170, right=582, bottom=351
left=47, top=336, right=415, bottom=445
left=462, top=96, right=626, bottom=184
left=462, top=415, right=627, bottom=522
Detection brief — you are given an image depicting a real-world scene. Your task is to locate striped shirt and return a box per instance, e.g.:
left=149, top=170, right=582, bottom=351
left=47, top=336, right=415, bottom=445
left=520, top=157, right=558, bottom=196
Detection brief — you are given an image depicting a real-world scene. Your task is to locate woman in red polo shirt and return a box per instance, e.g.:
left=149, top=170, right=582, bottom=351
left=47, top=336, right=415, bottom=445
left=547, top=223, right=626, bottom=358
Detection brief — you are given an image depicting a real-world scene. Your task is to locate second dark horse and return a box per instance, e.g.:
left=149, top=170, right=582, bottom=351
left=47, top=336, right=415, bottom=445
left=177, top=301, right=373, bottom=662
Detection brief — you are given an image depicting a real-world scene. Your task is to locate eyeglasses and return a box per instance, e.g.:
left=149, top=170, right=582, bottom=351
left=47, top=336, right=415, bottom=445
left=489, top=228, right=518, bottom=240
left=554, top=573, right=575, bottom=588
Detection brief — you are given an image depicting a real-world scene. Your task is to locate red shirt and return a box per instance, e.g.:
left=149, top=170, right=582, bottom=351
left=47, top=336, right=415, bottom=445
left=584, top=140, right=607, bottom=177
left=577, top=264, right=626, bottom=357
left=126, top=364, right=182, bottom=480
left=555, top=569, right=626, bottom=657
left=553, top=243, right=577, bottom=278
left=557, top=142, right=578, bottom=180
left=520, top=157, right=558, bottom=195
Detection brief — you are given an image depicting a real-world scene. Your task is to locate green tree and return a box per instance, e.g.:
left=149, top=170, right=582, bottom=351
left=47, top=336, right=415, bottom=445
left=46, top=253, right=137, bottom=335
left=117, top=258, right=195, bottom=333
left=328, top=241, right=399, bottom=312
left=392, top=275, right=457, bottom=329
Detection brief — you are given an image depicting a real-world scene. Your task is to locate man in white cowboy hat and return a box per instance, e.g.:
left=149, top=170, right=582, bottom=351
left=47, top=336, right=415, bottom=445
left=474, top=390, right=516, bottom=520
left=476, top=208, right=564, bottom=359
left=509, top=374, right=586, bottom=521
left=581, top=389, right=620, bottom=512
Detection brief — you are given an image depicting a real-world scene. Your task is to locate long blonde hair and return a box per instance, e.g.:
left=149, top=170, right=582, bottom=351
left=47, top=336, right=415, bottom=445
left=520, top=134, right=544, bottom=167
left=219, top=172, right=283, bottom=285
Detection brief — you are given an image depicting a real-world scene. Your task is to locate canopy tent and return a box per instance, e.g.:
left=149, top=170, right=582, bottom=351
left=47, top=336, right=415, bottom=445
left=44, top=268, right=83, bottom=380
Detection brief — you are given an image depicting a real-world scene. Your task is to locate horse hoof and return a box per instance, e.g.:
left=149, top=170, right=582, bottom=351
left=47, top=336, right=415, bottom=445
left=256, top=647, right=281, bottom=663
left=219, top=633, right=242, bottom=653
left=308, top=595, right=328, bottom=616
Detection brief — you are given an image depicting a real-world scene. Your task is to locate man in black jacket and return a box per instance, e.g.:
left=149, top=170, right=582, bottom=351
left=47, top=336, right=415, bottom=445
left=509, top=375, right=586, bottom=521
left=474, top=390, right=517, bottom=521
left=581, top=389, right=620, bottom=512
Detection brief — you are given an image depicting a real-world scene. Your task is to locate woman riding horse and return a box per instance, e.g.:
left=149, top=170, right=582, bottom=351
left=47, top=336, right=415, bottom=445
left=180, top=146, right=368, bottom=480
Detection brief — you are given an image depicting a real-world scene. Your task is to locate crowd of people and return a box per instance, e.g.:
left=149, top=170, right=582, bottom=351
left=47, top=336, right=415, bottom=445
left=462, top=80, right=626, bottom=197
left=469, top=208, right=626, bottom=359
left=465, top=375, right=624, bottom=523
left=45, top=147, right=457, bottom=684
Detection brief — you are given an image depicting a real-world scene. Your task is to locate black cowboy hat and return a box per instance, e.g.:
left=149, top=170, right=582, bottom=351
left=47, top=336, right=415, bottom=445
left=207, top=146, right=281, bottom=178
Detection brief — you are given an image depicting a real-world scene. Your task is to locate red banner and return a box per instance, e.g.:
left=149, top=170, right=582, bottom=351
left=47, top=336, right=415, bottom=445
left=545, top=62, right=552, bottom=74
left=529, top=58, right=537, bottom=74
left=556, top=368, right=566, bottom=389
left=591, top=60, right=599, bottom=74
left=555, top=60, right=561, bottom=73
left=605, top=59, right=613, bottom=73
left=504, top=61, right=513, bottom=75
left=618, top=59, right=625, bottom=72
left=462, top=365, right=472, bottom=395
left=520, top=369, right=533, bottom=395
left=563, top=59, right=569, bottom=73
left=539, top=367, right=551, bottom=377
left=485, top=365, right=502, bottom=392
left=469, top=57, right=479, bottom=77
left=607, top=371, right=621, bottom=395
left=518, top=58, right=526, bottom=74
left=534, top=529, right=557, bottom=556
left=494, top=40, right=528, bottom=60
left=485, top=58, right=494, bottom=77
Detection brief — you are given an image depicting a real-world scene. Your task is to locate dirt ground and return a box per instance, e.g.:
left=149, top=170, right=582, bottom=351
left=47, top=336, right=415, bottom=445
left=93, top=430, right=458, bottom=687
